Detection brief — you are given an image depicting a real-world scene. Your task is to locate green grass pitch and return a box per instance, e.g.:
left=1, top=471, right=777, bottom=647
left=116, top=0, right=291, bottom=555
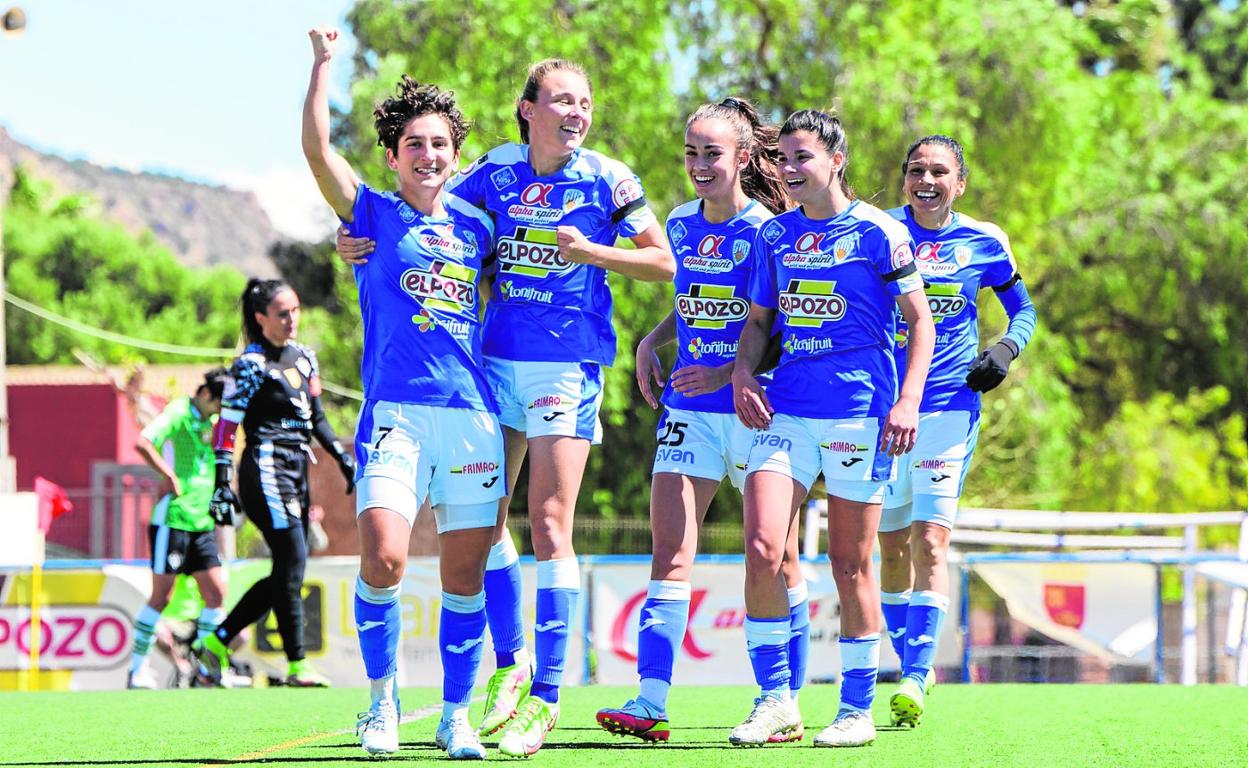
left=2, top=684, right=1245, bottom=767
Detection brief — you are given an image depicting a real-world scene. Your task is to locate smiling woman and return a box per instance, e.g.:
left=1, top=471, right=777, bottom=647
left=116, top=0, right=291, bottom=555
left=299, top=25, right=504, bottom=760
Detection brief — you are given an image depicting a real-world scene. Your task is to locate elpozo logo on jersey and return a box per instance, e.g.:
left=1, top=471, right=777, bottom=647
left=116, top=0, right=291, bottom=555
left=676, top=283, right=749, bottom=330
left=507, top=182, right=565, bottom=225
left=400, top=261, right=478, bottom=314
left=497, top=226, right=575, bottom=277
left=924, top=281, right=968, bottom=322
left=682, top=234, right=736, bottom=274
left=778, top=279, right=846, bottom=327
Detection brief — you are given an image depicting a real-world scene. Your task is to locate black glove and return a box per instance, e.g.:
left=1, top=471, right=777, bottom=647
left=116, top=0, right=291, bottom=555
left=333, top=442, right=357, bottom=494
left=966, top=339, right=1019, bottom=393
left=209, top=460, right=241, bottom=526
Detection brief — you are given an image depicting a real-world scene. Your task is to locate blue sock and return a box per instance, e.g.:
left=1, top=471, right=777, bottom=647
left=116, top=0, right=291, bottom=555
left=531, top=557, right=579, bottom=704
left=744, top=616, right=791, bottom=697
left=902, top=590, right=949, bottom=685
left=354, top=575, right=401, bottom=687
left=484, top=536, right=525, bottom=668
left=787, top=582, right=810, bottom=695
left=440, top=591, right=487, bottom=706
left=840, top=634, right=881, bottom=712
left=881, top=590, right=912, bottom=662
left=636, top=580, right=690, bottom=712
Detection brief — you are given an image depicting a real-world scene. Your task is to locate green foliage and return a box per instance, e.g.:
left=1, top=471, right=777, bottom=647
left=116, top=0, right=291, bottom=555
left=3, top=167, right=245, bottom=366
left=316, top=0, right=1248, bottom=525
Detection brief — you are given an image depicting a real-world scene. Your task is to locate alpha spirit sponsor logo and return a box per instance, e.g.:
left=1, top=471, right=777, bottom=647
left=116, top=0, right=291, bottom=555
left=778, top=279, right=846, bottom=327
left=419, top=222, right=476, bottom=258
left=914, top=242, right=959, bottom=276
left=400, top=262, right=479, bottom=313
left=496, top=226, right=574, bottom=277
left=676, top=284, right=749, bottom=330
left=781, top=231, right=859, bottom=269
left=681, top=234, right=741, bottom=274
left=507, top=183, right=564, bottom=225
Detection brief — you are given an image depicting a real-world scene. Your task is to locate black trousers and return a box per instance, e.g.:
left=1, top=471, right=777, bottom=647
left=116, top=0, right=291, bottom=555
left=216, top=442, right=310, bottom=663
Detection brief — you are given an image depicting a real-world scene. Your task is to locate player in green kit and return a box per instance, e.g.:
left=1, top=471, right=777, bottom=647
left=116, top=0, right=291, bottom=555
left=127, top=368, right=231, bottom=689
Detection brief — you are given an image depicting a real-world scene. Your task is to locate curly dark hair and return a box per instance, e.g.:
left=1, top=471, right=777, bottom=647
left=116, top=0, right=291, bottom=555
left=373, top=75, right=470, bottom=154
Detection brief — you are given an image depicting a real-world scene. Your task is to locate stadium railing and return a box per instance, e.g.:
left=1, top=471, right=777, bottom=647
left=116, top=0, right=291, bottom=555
left=802, top=501, right=1248, bottom=685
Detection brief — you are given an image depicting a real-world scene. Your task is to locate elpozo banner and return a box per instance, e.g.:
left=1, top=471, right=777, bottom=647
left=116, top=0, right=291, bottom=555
left=1, top=556, right=962, bottom=690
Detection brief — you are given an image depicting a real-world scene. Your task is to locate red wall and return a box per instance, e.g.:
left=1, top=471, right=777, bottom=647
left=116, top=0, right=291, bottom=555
left=9, top=383, right=147, bottom=553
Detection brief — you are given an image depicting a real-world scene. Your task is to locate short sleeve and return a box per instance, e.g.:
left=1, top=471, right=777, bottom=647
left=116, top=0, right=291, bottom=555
left=140, top=404, right=175, bottom=447
left=869, top=223, right=922, bottom=296
left=603, top=160, right=657, bottom=238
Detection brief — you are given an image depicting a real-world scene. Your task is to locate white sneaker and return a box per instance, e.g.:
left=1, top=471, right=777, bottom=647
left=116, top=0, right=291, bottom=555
left=728, top=695, right=803, bottom=746
left=357, top=697, right=400, bottom=756
left=126, top=666, right=158, bottom=690
left=814, top=709, right=876, bottom=747
left=436, top=716, right=486, bottom=760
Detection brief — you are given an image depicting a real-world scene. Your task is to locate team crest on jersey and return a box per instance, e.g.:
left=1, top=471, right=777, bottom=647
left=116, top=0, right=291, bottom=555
left=779, top=279, right=846, bottom=327
left=733, top=239, right=751, bottom=265
left=831, top=233, right=860, bottom=262
left=400, top=261, right=479, bottom=313
left=761, top=220, right=785, bottom=244
left=669, top=220, right=688, bottom=244
left=282, top=368, right=303, bottom=389
left=563, top=189, right=585, bottom=211
left=954, top=245, right=973, bottom=268
left=490, top=167, right=517, bottom=190
left=397, top=201, right=418, bottom=224
left=295, top=357, right=313, bottom=378
left=676, top=284, right=749, bottom=330
left=497, top=226, right=575, bottom=277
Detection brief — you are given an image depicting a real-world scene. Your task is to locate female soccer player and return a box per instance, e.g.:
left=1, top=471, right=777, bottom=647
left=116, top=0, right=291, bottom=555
left=300, top=26, right=506, bottom=759
left=878, top=135, right=1036, bottom=727
left=732, top=109, right=934, bottom=748
left=200, top=277, right=354, bottom=691
left=594, top=97, right=809, bottom=743
left=128, top=368, right=228, bottom=689
left=338, top=57, right=674, bottom=757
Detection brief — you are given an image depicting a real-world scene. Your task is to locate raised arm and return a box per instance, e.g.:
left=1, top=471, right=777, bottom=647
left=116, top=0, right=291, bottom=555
left=302, top=26, right=360, bottom=222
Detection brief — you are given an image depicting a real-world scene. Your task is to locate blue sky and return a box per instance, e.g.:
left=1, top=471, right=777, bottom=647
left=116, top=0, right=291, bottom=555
left=0, top=1, right=358, bottom=240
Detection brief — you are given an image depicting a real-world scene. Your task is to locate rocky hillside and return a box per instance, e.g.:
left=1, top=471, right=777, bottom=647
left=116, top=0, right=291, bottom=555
left=0, top=127, right=279, bottom=277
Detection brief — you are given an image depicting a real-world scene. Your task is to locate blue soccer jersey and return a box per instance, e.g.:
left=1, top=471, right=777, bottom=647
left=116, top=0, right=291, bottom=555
left=749, top=201, right=923, bottom=419
left=347, top=184, right=497, bottom=411
left=889, top=206, right=1018, bottom=412
left=447, top=142, right=658, bottom=366
left=663, top=199, right=773, bottom=414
